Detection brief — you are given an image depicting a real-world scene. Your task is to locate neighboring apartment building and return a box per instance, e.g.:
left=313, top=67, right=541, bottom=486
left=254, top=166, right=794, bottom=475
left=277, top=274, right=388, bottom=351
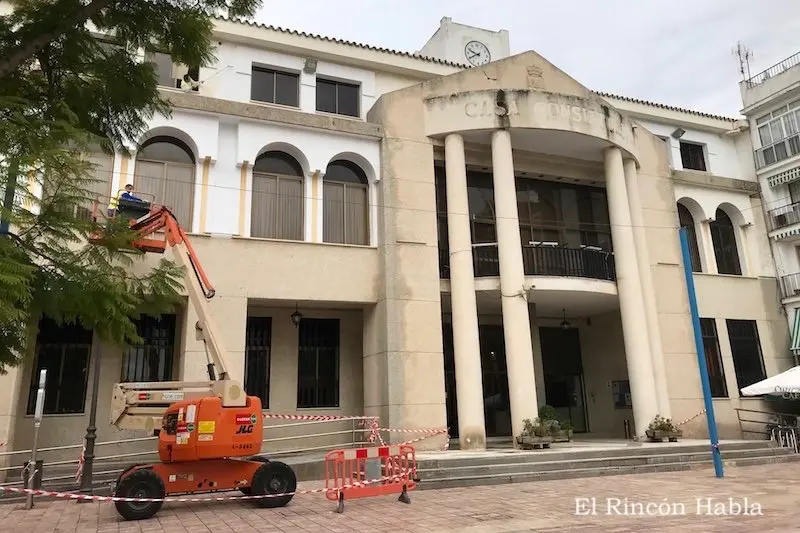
left=0, top=13, right=790, bottom=459
left=740, top=52, right=800, bottom=367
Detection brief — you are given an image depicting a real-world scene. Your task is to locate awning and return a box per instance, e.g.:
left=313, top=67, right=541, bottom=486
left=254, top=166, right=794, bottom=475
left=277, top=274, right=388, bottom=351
left=741, top=366, right=800, bottom=396
left=792, top=308, right=800, bottom=356
left=768, top=166, right=800, bottom=188
left=771, top=226, right=800, bottom=240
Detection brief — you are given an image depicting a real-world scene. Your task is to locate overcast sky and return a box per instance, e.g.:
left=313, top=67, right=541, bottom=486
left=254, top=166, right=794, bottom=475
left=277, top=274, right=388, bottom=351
left=256, top=0, right=800, bottom=118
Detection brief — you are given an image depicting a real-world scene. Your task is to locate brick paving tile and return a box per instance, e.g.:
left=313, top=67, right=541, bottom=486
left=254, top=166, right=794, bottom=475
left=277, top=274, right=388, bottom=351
left=3, top=462, right=800, bottom=532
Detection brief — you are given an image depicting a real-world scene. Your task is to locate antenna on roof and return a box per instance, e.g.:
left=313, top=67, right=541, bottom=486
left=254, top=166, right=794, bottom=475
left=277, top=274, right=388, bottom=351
left=733, top=41, right=753, bottom=80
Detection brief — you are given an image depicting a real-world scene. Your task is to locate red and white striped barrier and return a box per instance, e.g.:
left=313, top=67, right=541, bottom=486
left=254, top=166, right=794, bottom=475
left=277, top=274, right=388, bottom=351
left=342, top=445, right=402, bottom=460
left=0, top=471, right=412, bottom=503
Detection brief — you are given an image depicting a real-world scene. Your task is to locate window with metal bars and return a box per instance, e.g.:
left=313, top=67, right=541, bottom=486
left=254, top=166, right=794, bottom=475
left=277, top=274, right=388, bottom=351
left=244, top=317, right=272, bottom=408
left=726, top=319, right=766, bottom=392
left=27, top=318, right=93, bottom=415
left=710, top=208, right=742, bottom=275
left=297, top=318, right=340, bottom=408
left=677, top=203, right=702, bottom=272
left=699, top=318, right=728, bottom=397
left=121, top=315, right=176, bottom=382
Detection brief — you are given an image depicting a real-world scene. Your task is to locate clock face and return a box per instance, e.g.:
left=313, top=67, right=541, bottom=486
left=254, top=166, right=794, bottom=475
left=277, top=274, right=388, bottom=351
left=465, top=40, right=491, bottom=66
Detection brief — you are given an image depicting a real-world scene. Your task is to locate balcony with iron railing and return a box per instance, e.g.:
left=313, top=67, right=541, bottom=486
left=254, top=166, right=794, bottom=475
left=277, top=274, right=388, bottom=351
left=746, top=51, right=800, bottom=88
left=439, top=244, right=616, bottom=282
left=767, top=202, right=800, bottom=232
left=741, top=51, right=800, bottom=112
left=780, top=273, right=800, bottom=300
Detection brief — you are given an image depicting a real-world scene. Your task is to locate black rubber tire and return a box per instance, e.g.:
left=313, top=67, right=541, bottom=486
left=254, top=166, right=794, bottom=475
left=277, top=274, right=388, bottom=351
left=113, top=469, right=165, bottom=521
left=251, top=460, right=296, bottom=508
left=239, top=456, right=270, bottom=495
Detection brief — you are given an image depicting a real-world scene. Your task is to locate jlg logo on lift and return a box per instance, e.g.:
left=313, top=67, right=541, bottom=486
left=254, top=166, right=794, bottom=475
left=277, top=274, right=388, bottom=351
left=234, top=413, right=257, bottom=435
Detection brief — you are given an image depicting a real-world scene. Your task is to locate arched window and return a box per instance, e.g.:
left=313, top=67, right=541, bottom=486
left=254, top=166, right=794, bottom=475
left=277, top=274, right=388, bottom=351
left=677, top=203, right=702, bottom=273
left=135, top=136, right=196, bottom=228
left=251, top=151, right=304, bottom=240
left=323, top=160, right=368, bottom=245
left=710, top=208, right=742, bottom=275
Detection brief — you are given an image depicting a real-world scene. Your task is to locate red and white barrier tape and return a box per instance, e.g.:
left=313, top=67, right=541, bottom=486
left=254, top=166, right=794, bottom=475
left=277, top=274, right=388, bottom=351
left=676, top=409, right=707, bottom=427
left=0, top=471, right=413, bottom=503
left=263, top=414, right=373, bottom=422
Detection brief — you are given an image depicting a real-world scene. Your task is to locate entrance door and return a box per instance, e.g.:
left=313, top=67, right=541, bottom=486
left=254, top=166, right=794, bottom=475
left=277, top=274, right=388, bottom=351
left=441, top=322, right=512, bottom=438
left=442, top=323, right=459, bottom=437
left=539, top=327, right=588, bottom=432
left=479, top=325, right=511, bottom=437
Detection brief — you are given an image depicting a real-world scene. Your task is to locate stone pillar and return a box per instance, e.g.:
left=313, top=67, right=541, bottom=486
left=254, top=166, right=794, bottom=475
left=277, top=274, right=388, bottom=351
left=623, top=159, right=671, bottom=418
left=490, top=129, right=538, bottom=440
left=444, top=133, right=487, bottom=450
left=603, top=147, right=658, bottom=437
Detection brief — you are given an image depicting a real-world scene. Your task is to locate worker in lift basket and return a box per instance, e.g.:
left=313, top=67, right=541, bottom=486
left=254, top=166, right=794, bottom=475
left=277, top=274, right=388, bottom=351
left=107, top=184, right=143, bottom=217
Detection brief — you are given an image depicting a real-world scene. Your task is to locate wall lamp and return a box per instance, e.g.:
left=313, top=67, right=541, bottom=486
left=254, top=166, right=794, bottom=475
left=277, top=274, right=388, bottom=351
left=303, top=58, right=317, bottom=74
left=671, top=127, right=686, bottom=139
left=291, top=304, right=303, bottom=327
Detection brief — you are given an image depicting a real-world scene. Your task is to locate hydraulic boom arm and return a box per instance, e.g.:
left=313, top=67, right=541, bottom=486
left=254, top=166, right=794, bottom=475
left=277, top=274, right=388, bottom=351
left=108, top=206, right=245, bottom=433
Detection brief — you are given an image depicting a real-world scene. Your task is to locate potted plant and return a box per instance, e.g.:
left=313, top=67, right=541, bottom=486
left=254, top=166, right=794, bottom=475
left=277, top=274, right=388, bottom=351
left=645, top=415, right=682, bottom=442
left=538, top=405, right=574, bottom=442
left=516, top=418, right=553, bottom=449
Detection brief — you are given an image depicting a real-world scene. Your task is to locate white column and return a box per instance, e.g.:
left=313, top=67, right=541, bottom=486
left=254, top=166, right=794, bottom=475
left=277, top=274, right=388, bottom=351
left=623, top=158, right=671, bottom=418
left=444, top=133, right=487, bottom=450
left=491, top=129, right=538, bottom=440
left=604, top=147, right=658, bottom=438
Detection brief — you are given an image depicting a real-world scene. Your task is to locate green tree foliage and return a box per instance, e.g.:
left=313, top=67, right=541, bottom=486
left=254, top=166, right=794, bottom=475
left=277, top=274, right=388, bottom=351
left=0, top=0, right=262, bottom=369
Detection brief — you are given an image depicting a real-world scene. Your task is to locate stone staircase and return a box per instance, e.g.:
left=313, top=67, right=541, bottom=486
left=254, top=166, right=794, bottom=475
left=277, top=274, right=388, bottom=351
left=2, top=440, right=796, bottom=503
left=415, top=440, right=799, bottom=490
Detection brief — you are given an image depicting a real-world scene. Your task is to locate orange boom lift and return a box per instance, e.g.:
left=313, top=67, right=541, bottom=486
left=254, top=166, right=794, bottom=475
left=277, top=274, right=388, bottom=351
left=90, top=198, right=296, bottom=520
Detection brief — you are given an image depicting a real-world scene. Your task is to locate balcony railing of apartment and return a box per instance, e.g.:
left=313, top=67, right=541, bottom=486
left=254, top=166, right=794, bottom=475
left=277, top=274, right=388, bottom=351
left=439, top=244, right=616, bottom=282
left=756, top=134, right=800, bottom=169
left=746, top=51, right=800, bottom=88
left=767, top=202, right=800, bottom=231
left=780, top=273, right=800, bottom=299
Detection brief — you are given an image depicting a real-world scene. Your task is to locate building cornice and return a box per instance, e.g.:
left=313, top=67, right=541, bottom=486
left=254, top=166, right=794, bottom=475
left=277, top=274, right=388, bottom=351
left=161, top=89, right=384, bottom=139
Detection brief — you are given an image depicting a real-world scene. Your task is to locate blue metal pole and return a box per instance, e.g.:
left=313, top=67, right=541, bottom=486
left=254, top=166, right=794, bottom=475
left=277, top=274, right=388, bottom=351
left=679, top=226, right=724, bottom=478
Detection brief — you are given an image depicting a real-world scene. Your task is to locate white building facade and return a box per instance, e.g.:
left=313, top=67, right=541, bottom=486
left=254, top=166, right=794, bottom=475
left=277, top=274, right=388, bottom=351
left=740, top=52, right=800, bottom=365
left=0, top=13, right=791, bottom=461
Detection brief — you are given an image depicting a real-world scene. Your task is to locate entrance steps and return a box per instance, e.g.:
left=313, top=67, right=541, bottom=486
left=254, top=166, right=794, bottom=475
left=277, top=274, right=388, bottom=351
left=416, top=439, right=799, bottom=490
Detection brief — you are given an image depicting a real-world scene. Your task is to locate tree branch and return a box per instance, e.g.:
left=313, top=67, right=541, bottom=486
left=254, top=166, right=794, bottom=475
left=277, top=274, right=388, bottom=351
left=0, top=0, right=119, bottom=79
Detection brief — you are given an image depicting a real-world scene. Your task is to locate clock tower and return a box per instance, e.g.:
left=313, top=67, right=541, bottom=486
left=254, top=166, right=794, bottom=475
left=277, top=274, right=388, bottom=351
left=417, top=17, right=511, bottom=67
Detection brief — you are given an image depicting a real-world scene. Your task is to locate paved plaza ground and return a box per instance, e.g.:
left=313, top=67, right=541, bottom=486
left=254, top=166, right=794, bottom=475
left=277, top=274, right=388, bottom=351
left=0, top=462, right=797, bottom=532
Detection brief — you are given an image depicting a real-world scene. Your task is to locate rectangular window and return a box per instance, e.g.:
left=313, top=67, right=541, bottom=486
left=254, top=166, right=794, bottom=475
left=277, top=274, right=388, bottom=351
left=27, top=319, right=92, bottom=415
left=679, top=142, right=707, bottom=171
left=316, top=78, right=360, bottom=117
left=145, top=50, right=175, bottom=87
left=297, top=318, right=340, bottom=408
left=244, top=317, right=272, bottom=409
left=322, top=181, right=368, bottom=245
left=250, top=173, right=304, bottom=240
left=726, top=319, right=766, bottom=393
left=700, top=318, right=728, bottom=397
left=250, top=66, right=299, bottom=107
left=121, top=315, right=176, bottom=382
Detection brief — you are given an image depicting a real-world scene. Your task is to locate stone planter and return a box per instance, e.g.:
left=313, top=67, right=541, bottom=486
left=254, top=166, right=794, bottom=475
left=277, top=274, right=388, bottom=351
left=552, top=429, right=574, bottom=443
left=516, top=435, right=553, bottom=449
left=645, top=429, right=683, bottom=442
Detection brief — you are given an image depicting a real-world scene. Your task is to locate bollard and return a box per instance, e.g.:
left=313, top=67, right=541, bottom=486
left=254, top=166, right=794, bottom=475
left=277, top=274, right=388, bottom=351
left=623, top=419, right=631, bottom=440
left=25, top=369, right=46, bottom=510
left=22, top=460, right=43, bottom=492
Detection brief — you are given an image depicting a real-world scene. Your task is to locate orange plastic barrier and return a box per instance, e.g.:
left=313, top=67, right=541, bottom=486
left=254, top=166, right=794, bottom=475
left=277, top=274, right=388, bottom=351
left=324, top=444, right=418, bottom=513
